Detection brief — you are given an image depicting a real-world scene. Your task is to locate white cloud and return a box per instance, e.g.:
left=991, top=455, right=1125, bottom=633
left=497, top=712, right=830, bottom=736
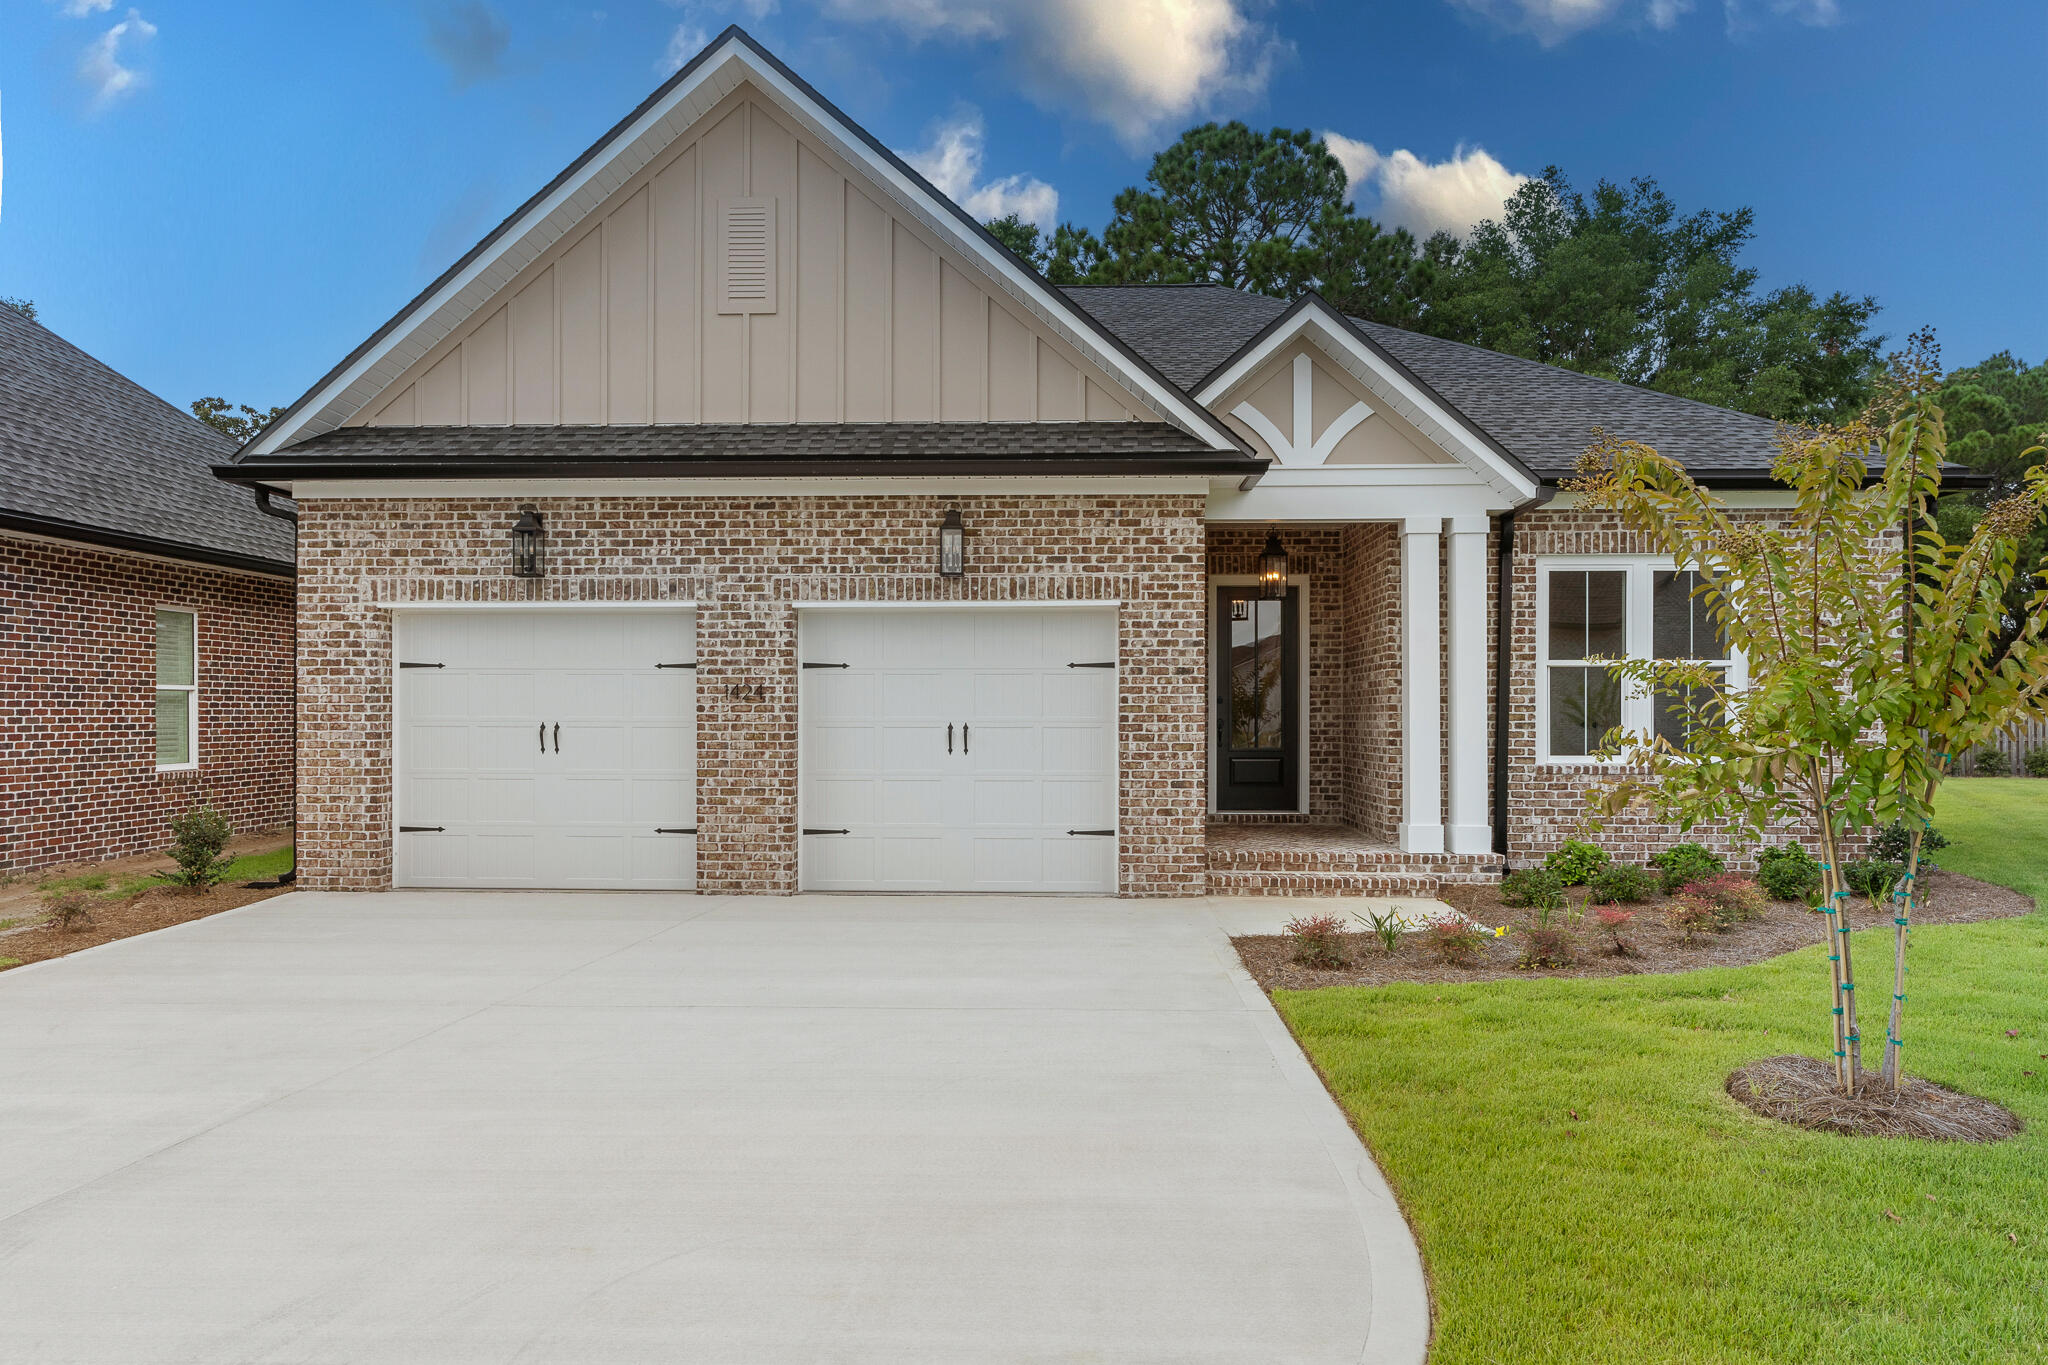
left=903, top=108, right=1058, bottom=231
left=660, top=0, right=777, bottom=74
left=1324, top=132, right=1530, bottom=241
left=78, top=9, right=155, bottom=108
left=821, top=0, right=1287, bottom=149
left=1452, top=0, right=1840, bottom=42
left=60, top=0, right=116, bottom=15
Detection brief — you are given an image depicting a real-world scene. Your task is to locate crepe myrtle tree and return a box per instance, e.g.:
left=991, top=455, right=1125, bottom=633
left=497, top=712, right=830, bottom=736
left=1567, top=333, right=2048, bottom=1095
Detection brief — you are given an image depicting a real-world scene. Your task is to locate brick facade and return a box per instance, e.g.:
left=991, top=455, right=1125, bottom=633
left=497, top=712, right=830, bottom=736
left=294, top=493, right=1210, bottom=895
left=1503, top=505, right=1846, bottom=869
left=0, top=532, right=295, bottom=872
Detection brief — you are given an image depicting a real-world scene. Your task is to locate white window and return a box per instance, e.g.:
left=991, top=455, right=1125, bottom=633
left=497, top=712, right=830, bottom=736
left=155, top=607, right=198, bottom=769
left=1535, top=559, right=1743, bottom=763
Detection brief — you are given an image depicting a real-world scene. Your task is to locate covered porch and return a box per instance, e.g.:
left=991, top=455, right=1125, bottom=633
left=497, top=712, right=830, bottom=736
left=1199, top=519, right=1502, bottom=896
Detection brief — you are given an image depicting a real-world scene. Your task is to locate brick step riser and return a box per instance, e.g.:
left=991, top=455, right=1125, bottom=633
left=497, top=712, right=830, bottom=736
left=1205, top=873, right=1445, bottom=898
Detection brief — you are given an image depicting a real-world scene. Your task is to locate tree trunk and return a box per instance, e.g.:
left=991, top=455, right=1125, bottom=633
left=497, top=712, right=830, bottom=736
left=1883, top=822, right=1927, bottom=1089
left=1814, top=816, right=1858, bottom=1093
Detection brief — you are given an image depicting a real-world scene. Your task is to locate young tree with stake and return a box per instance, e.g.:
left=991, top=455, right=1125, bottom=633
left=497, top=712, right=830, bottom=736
left=1568, top=334, right=2048, bottom=1095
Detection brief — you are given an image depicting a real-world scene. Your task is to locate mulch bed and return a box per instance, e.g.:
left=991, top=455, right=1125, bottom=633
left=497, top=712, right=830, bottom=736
left=1233, top=869, right=2035, bottom=992
left=1727, top=1054, right=2023, bottom=1141
left=0, top=882, right=292, bottom=971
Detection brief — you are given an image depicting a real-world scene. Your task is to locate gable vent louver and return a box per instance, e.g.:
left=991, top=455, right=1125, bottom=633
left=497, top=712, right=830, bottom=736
left=718, top=197, right=777, bottom=315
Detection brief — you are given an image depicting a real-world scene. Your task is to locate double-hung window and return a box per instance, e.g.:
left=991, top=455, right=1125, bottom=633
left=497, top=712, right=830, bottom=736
left=155, top=608, right=198, bottom=769
left=1537, top=559, right=1741, bottom=763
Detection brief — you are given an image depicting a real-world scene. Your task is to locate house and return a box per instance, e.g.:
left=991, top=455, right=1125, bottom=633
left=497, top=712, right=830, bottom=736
left=214, top=27, right=1799, bottom=898
left=1, top=307, right=296, bottom=873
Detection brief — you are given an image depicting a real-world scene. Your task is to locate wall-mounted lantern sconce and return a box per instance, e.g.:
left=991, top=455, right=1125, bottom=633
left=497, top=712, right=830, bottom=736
left=510, top=503, right=546, bottom=579
left=1259, top=527, right=1288, bottom=600
left=938, top=507, right=965, bottom=579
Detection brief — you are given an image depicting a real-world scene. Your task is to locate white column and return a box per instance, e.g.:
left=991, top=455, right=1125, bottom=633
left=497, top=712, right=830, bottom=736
left=1445, top=515, right=1494, bottom=855
left=1399, top=518, right=1444, bottom=854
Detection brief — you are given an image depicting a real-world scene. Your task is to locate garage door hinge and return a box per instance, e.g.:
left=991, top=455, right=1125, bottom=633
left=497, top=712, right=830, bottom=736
left=1067, top=829, right=1116, bottom=836
left=1067, top=661, right=1116, bottom=669
left=656, top=662, right=697, bottom=669
left=398, top=825, right=444, bottom=833
left=398, top=661, right=444, bottom=669
left=801, top=661, right=849, bottom=669
left=802, top=827, right=850, bottom=835
left=655, top=827, right=697, bottom=834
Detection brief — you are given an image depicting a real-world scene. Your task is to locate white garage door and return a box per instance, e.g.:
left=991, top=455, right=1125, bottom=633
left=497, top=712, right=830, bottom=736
left=393, top=610, right=696, bottom=889
left=799, top=607, right=1119, bottom=893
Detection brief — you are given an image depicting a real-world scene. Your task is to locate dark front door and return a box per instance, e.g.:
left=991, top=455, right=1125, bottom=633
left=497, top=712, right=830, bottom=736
left=1216, top=586, right=1300, bottom=811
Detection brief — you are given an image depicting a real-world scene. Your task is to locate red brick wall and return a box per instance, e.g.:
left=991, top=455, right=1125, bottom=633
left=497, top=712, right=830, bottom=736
left=294, top=494, right=1209, bottom=895
left=0, top=533, right=295, bottom=872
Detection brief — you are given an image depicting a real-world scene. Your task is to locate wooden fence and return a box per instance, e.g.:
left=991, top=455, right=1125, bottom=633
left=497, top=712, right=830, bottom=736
left=1956, top=718, right=2048, bottom=775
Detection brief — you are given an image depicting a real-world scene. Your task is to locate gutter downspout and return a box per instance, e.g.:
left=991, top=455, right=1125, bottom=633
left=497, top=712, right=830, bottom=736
left=251, top=488, right=300, bottom=887
left=1492, top=486, right=1556, bottom=867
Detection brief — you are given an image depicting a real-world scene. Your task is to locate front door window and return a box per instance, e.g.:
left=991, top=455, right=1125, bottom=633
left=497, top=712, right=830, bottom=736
left=1216, top=586, right=1299, bottom=810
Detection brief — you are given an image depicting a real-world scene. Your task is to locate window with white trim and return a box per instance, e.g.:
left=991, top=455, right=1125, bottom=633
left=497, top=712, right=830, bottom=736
left=1536, top=560, right=1741, bottom=763
left=155, top=608, right=198, bottom=769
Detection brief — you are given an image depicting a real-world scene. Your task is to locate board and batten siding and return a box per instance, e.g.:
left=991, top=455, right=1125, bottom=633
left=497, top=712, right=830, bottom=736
left=353, top=85, right=1142, bottom=430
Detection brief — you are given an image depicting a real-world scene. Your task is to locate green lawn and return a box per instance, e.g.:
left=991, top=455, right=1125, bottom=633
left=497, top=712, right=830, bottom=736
left=1277, top=781, right=2046, bottom=1364
left=36, top=845, right=294, bottom=900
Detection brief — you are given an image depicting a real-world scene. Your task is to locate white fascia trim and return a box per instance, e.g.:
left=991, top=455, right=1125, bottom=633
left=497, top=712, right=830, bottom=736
left=1544, top=488, right=1795, bottom=510
left=286, top=475, right=1213, bottom=500
left=254, top=38, right=1238, bottom=457
left=1194, top=305, right=1539, bottom=503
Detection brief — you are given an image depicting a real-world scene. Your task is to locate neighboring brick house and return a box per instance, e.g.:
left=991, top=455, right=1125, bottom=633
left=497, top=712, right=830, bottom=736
left=1, top=307, right=296, bottom=873
left=215, top=27, right=1849, bottom=898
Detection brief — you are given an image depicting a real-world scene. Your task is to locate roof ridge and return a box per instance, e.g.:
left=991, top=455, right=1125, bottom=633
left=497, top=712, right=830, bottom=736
left=0, top=308, right=236, bottom=454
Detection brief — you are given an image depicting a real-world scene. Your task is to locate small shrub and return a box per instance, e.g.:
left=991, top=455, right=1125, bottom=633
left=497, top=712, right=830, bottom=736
left=1500, top=867, right=1566, bottom=911
left=43, top=889, right=93, bottom=932
left=2025, top=745, right=2048, bottom=778
left=1282, top=913, right=1350, bottom=969
left=1972, top=745, right=2011, bottom=776
left=1651, top=842, right=1725, bottom=894
left=1594, top=906, right=1637, bottom=956
left=1684, top=873, right=1767, bottom=927
left=163, top=804, right=234, bottom=889
left=1665, top=893, right=1722, bottom=945
left=1542, top=839, right=1611, bottom=886
left=1518, top=925, right=1577, bottom=969
left=1356, top=908, right=1405, bottom=955
left=1586, top=863, right=1657, bottom=905
left=1424, top=915, right=1487, bottom=966
left=1843, top=859, right=1905, bottom=900
left=1754, top=843, right=1823, bottom=902
left=1868, top=821, right=1948, bottom=869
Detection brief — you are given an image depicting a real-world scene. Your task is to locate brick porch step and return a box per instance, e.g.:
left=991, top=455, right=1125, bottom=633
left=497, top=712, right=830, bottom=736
left=1205, top=823, right=1501, bottom=898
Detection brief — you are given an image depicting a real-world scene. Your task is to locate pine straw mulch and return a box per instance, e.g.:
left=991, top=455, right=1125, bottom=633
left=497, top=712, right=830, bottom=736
left=0, top=881, right=293, bottom=971
left=1232, top=869, right=2034, bottom=992
left=1727, top=1054, right=2023, bottom=1142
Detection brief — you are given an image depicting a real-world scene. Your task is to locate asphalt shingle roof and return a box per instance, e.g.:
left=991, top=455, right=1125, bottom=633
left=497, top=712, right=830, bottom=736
left=1065, top=284, right=1793, bottom=479
left=0, top=307, right=295, bottom=572
left=250, top=422, right=1248, bottom=475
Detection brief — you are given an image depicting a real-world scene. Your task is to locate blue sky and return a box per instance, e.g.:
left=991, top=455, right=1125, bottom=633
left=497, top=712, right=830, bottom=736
left=2, top=1, right=2041, bottom=415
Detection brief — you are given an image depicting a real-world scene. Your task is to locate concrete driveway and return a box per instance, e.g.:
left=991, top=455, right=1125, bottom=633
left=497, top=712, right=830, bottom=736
left=0, top=893, right=1426, bottom=1364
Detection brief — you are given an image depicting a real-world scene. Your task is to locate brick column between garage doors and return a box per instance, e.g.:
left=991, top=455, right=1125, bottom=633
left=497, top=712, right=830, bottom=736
left=293, top=494, right=1211, bottom=896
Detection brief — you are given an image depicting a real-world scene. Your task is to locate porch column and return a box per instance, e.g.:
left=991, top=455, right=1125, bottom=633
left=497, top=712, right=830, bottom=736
left=1445, top=515, right=1494, bottom=854
left=1399, top=518, right=1444, bottom=854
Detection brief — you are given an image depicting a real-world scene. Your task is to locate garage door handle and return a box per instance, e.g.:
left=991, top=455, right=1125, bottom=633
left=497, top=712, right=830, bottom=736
left=539, top=723, right=546, bottom=753
left=399, top=825, right=444, bottom=833
left=553, top=723, right=560, bottom=753
left=947, top=723, right=953, bottom=754
left=1068, top=829, right=1116, bottom=837
left=962, top=724, right=969, bottom=753
left=802, top=827, right=849, bottom=835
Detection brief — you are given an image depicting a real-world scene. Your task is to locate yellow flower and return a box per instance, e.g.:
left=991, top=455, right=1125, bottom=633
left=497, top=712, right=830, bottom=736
left=1494, top=926, right=1509, bottom=938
